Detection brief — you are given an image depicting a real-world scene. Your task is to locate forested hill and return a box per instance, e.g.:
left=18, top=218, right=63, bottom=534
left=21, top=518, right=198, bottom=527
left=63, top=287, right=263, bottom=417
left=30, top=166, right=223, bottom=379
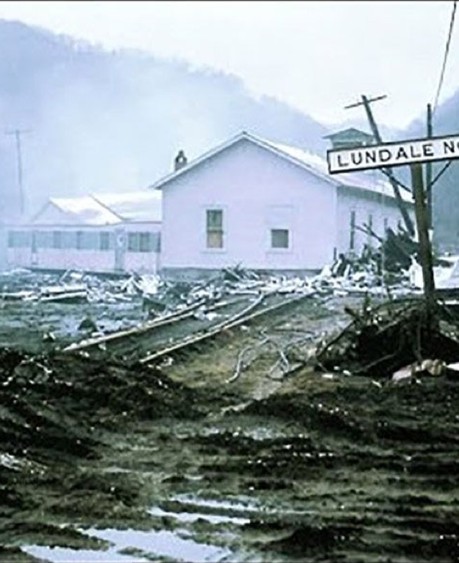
left=397, top=95, right=459, bottom=251
left=0, top=19, right=330, bottom=220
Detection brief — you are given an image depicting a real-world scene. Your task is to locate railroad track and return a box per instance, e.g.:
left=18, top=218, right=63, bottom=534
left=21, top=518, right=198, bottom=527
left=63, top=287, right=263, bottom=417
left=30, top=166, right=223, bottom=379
left=63, top=290, right=312, bottom=364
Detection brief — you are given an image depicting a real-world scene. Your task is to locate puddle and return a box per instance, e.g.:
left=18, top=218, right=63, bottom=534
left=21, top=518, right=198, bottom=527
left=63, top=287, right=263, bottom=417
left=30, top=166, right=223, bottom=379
left=22, top=545, right=148, bottom=563
left=23, top=527, right=232, bottom=563
left=85, top=527, right=232, bottom=562
left=149, top=505, right=250, bottom=525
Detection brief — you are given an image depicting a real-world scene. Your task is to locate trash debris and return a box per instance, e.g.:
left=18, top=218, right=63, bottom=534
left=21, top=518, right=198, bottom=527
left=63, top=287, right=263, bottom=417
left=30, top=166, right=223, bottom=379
left=315, top=297, right=459, bottom=380
left=78, top=316, right=99, bottom=333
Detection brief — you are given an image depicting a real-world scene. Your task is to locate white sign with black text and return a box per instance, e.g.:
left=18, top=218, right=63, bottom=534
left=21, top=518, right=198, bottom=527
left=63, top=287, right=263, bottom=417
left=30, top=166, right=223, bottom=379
left=327, top=134, right=459, bottom=174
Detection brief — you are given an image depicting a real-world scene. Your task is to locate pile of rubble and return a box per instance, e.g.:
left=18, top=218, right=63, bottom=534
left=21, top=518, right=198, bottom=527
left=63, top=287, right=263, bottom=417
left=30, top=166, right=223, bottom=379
left=0, top=229, right=426, bottom=316
left=314, top=296, right=459, bottom=382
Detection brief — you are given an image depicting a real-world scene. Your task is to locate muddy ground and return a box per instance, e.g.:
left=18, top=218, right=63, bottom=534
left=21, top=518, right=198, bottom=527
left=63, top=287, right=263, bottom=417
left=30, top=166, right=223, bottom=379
left=0, top=275, right=458, bottom=562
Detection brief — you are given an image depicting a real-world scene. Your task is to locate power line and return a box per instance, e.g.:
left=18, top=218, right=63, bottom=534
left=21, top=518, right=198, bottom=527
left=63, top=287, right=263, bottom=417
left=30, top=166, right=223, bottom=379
left=433, top=0, right=457, bottom=114
left=4, top=128, right=32, bottom=216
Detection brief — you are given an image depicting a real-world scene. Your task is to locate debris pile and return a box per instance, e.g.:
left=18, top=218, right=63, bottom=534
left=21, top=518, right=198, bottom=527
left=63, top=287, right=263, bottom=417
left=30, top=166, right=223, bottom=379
left=315, top=296, right=459, bottom=380
left=0, top=255, right=420, bottom=318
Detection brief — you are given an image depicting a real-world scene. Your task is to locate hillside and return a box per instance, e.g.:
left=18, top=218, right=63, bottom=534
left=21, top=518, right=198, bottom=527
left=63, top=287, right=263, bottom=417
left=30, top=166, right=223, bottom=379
left=398, top=96, right=459, bottom=252
left=0, top=19, right=330, bottom=220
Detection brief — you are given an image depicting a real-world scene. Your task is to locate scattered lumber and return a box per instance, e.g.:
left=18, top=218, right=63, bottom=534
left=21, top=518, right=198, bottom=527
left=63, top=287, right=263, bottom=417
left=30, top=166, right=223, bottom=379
left=315, top=297, right=459, bottom=379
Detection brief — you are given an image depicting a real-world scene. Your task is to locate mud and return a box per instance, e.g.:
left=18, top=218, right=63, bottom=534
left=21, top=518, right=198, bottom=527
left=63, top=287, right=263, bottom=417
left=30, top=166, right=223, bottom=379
left=0, top=284, right=458, bottom=562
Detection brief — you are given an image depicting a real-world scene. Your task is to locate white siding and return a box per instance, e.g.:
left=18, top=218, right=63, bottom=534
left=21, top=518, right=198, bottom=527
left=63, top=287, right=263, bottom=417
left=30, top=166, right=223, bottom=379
left=336, top=178, right=414, bottom=256
left=161, top=138, right=337, bottom=272
left=6, top=222, right=161, bottom=274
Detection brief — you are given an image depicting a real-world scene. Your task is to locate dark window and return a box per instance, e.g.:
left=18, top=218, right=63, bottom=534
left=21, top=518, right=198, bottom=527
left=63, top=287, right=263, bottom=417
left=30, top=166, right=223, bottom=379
left=271, top=229, right=289, bottom=249
left=206, top=209, right=223, bottom=249
left=75, top=231, right=98, bottom=250
left=7, top=230, right=31, bottom=248
left=139, top=232, right=152, bottom=252
left=53, top=231, right=63, bottom=249
left=76, top=231, right=84, bottom=250
left=62, top=231, right=76, bottom=249
left=350, top=211, right=356, bottom=250
left=127, top=232, right=155, bottom=253
left=99, top=232, right=111, bottom=251
left=127, top=233, right=139, bottom=252
left=367, top=214, right=373, bottom=245
left=36, top=231, right=53, bottom=248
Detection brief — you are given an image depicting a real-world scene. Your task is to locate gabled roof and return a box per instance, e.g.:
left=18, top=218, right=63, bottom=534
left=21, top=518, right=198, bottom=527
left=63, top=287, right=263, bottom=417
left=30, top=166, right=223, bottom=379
left=149, top=131, right=338, bottom=191
left=92, top=190, right=162, bottom=222
left=35, top=196, right=123, bottom=226
left=149, top=131, right=413, bottom=204
left=29, top=190, right=162, bottom=226
left=323, top=127, right=374, bottom=140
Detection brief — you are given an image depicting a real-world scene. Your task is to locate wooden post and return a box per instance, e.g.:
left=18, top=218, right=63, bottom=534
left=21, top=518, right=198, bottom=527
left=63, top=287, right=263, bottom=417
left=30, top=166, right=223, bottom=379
left=426, top=103, right=433, bottom=230
left=410, top=163, right=436, bottom=312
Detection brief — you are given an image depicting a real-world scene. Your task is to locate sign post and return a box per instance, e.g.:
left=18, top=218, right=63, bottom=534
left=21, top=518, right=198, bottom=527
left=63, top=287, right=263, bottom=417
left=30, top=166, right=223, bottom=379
left=410, top=163, right=436, bottom=312
left=325, top=134, right=459, bottom=313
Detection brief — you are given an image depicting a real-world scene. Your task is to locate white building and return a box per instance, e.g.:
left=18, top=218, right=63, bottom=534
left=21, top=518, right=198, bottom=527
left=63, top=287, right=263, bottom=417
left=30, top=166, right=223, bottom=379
left=6, top=190, right=162, bottom=274
left=150, top=131, right=414, bottom=279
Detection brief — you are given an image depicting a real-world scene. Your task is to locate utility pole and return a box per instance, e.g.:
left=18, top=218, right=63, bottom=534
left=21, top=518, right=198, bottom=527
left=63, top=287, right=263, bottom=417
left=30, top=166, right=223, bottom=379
left=345, top=94, right=416, bottom=237
left=411, top=162, right=436, bottom=315
left=4, top=128, right=31, bottom=216
left=425, top=103, right=433, bottom=231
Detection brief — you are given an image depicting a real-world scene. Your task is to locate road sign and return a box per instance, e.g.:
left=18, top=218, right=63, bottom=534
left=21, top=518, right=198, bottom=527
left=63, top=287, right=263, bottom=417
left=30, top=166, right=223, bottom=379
left=327, top=133, right=459, bottom=174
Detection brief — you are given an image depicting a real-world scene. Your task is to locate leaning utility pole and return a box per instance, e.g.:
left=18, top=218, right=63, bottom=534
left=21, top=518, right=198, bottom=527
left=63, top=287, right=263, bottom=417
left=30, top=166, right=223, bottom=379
left=4, top=128, right=31, bottom=216
left=326, top=131, right=459, bottom=316
left=345, top=95, right=416, bottom=237
left=425, top=103, right=433, bottom=230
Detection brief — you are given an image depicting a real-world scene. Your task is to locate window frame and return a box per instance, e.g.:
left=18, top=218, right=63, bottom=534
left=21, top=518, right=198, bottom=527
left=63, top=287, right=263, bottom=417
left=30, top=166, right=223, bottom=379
left=205, top=208, right=224, bottom=250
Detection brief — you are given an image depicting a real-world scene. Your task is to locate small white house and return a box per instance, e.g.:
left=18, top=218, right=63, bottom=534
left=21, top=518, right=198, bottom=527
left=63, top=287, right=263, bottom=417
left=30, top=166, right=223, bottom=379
left=6, top=190, right=162, bottom=274
left=150, top=131, right=414, bottom=279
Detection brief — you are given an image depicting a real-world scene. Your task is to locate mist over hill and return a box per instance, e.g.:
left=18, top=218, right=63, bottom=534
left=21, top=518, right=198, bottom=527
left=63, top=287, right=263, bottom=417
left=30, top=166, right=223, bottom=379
left=0, top=19, right=332, bottom=221
left=330, top=99, right=459, bottom=253
left=3, top=18, right=458, bottom=252
left=395, top=95, right=459, bottom=252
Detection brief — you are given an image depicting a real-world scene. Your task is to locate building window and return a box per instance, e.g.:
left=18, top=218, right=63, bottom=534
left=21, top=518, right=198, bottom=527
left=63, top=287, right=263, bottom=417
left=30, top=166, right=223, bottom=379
left=139, top=232, right=152, bottom=252
left=350, top=210, right=356, bottom=251
left=7, top=230, right=31, bottom=248
left=206, top=209, right=223, bottom=249
left=127, top=232, right=154, bottom=253
left=271, top=228, right=289, bottom=249
left=53, top=231, right=63, bottom=249
left=36, top=231, right=53, bottom=248
left=127, top=233, right=138, bottom=252
left=76, top=231, right=83, bottom=250
left=99, top=232, right=111, bottom=251
left=75, top=231, right=98, bottom=250
left=367, top=213, right=373, bottom=246
left=62, top=231, right=76, bottom=249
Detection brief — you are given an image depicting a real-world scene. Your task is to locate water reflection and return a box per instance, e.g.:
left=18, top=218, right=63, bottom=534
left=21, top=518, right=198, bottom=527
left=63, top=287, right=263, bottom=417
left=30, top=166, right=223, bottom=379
left=23, top=526, right=232, bottom=563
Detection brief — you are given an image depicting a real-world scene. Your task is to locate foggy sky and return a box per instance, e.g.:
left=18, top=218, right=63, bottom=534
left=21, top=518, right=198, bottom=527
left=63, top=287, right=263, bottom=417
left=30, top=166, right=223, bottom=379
left=0, top=1, right=455, bottom=129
